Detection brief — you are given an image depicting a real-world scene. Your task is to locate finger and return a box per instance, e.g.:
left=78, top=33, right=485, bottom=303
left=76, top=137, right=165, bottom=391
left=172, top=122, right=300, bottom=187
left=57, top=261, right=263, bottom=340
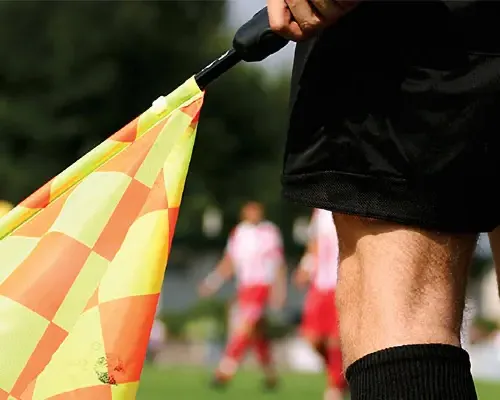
left=267, top=0, right=290, bottom=32
left=285, top=0, right=325, bottom=36
left=287, top=20, right=307, bottom=41
left=335, top=0, right=360, bottom=12
left=267, top=0, right=306, bottom=41
left=309, top=0, right=344, bottom=21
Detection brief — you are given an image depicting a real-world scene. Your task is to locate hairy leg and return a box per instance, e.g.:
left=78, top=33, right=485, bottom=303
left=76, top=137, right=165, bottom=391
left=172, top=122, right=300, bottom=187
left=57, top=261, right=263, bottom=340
left=333, top=214, right=477, bottom=367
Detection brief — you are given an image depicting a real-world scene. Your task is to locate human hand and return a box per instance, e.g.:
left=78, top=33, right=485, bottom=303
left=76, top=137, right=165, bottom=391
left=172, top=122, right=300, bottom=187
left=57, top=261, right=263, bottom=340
left=267, top=0, right=359, bottom=41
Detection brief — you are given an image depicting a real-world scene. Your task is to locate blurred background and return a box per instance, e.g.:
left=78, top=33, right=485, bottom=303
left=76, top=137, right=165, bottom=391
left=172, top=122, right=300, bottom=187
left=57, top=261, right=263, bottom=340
left=0, top=1, right=499, bottom=399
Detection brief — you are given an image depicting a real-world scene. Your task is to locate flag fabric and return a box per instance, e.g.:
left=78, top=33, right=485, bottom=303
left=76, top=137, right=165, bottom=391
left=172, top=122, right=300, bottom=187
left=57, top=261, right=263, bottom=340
left=0, top=77, right=204, bottom=400
left=0, top=201, right=13, bottom=218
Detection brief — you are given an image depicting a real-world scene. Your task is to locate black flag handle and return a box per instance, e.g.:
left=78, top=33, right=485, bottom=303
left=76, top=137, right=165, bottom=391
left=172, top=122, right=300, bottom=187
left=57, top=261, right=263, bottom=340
left=195, top=7, right=289, bottom=89
left=232, top=7, right=290, bottom=62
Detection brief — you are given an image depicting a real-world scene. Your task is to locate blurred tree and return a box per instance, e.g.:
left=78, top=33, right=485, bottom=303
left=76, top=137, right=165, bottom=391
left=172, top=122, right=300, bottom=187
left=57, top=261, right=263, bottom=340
left=0, top=0, right=226, bottom=199
left=0, top=0, right=305, bottom=254
left=178, top=69, right=305, bottom=253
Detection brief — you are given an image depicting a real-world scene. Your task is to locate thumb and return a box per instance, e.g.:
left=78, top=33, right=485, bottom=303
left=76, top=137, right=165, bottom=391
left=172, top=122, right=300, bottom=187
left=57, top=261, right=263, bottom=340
left=267, top=0, right=305, bottom=41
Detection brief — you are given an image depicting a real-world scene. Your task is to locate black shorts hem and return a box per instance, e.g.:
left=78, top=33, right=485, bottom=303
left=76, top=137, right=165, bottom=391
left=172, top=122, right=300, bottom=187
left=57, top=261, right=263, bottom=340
left=282, top=171, right=493, bottom=233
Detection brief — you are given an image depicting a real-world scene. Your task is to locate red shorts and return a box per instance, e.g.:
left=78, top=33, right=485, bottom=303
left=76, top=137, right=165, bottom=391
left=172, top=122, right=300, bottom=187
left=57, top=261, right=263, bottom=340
left=301, top=287, right=339, bottom=339
left=233, top=285, right=270, bottom=327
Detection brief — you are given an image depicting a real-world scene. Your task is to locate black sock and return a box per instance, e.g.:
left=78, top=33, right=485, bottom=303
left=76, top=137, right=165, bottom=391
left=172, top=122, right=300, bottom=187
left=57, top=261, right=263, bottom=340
left=345, top=344, right=477, bottom=400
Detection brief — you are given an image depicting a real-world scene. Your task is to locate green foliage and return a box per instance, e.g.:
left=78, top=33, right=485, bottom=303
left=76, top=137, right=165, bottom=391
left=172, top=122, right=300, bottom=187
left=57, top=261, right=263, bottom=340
left=473, top=316, right=499, bottom=334
left=0, top=0, right=306, bottom=254
left=160, top=298, right=295, bottom=341
left=264, top=315, right=295, bottom=340
left=470, top=255, right=494, bottom=282
left=160, top=298, right=229, bottom=341
left=0, top=1, right=225, bottom=200
left=160, top=312, right=188, bottom=340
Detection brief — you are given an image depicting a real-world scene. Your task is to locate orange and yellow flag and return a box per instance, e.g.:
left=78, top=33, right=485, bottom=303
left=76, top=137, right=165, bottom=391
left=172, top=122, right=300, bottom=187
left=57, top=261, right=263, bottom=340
left=0, top=77, right=203, bottom=399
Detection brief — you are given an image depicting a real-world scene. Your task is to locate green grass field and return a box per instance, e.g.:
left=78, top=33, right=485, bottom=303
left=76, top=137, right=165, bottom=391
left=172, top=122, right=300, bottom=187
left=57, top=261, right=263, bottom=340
left=137, top=365, right=500, bottom=400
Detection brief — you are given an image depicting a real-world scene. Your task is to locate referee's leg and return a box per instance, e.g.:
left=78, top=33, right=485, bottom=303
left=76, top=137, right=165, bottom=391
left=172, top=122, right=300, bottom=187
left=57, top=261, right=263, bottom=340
left=334, top=214, right=478, bottom=399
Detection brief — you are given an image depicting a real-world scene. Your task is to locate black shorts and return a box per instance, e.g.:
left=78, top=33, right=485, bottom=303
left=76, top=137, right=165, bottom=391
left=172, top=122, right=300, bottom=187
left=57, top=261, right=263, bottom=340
left=282, top=1, right=500, bottom=233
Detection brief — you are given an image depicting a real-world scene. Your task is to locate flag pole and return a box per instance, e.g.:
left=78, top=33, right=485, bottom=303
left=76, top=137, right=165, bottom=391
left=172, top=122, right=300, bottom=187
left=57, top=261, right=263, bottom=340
left=194, top=7, right=289, bottom=90
left=195, top=49, right=242, bottom=90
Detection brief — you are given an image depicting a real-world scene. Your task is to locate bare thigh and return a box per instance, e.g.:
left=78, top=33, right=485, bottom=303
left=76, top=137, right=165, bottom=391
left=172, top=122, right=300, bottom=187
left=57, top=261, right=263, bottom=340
left=333, top=214, right=477, bottom=368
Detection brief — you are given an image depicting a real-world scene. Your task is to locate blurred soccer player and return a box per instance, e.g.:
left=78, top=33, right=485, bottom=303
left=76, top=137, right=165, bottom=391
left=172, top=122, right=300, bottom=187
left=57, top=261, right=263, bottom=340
left=198, top=201, right=287, bottom=389
left=294, top=208, right=346, bottom=400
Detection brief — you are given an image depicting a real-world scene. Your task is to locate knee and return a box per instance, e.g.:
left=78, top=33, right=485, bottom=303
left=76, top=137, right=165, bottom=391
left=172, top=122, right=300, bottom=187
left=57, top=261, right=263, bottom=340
left=334, top=214, right=475, bottom=316
left=333, top=214, right=477, bottom=365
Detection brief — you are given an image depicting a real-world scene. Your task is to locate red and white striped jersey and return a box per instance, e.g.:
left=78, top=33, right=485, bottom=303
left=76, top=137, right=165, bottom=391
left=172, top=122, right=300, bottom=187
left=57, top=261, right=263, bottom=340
left=226, top=221, right=284, bottom=287
left=307, top=209, right=339, bottom=291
